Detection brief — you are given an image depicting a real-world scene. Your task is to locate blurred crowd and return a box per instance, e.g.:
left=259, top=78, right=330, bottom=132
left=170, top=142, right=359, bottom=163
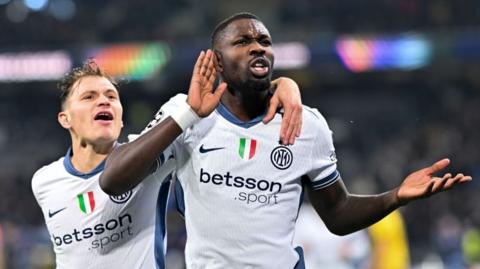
left=2, top=0, right=480, bottom=48
left=1, top=0, right=479, bottom=268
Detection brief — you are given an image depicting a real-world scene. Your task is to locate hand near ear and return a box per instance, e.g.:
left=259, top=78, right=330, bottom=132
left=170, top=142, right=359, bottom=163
left=187, top=50, right=227, bottom=117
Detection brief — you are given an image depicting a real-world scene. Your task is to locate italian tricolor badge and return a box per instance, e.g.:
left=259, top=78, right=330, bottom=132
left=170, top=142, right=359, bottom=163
left=77, top=191, right=95, bottom=214
left=239, top=138, right=257, bottom=160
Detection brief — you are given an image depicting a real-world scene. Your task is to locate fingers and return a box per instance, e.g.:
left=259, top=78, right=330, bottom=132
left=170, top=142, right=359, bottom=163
left=295, top=110, right=303, bottom=137
left=284, top=106, right=300, bottom=145
left=430, top=172, right=472, bottom=194
left=199, top=50, right=213, bottom=81
left=263, top=96, right=279, bottom=124
left=430, top=173, right=451, bottom=193
left=213, top=82, right=227, bottom=100
left=197, top=82, right=227, bottom=116
left=263, top=98, right=302, bottom=145
left=280, top=107, right=293, bottom=145
left=287, top=105, right=302, bottom=144
left=193, top=50, right=205, bottom=76
left=444, top=173, right=472, bottom=189
left=188, top=51, right=206, bottom=108
left=425, top=158, right=450, bottom=175
left=203, top=50, right=215, bottom=81
left=205, top=63, right=217, bottom=95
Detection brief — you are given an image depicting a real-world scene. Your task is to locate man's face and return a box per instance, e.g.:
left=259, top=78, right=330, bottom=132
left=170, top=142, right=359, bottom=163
left=216, top=18, right=274, bottom=92
left=59, top=76, right=123, bottom=145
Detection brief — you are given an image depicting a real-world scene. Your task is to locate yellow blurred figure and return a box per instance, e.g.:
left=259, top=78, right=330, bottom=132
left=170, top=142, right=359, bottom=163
left=368, top=210, right=410, bottom=269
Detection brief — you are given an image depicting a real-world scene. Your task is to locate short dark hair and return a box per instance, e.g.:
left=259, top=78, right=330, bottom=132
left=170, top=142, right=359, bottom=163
left=58, top=59, right=117, bottom=109
left=211, top=12, right=262, bottom=49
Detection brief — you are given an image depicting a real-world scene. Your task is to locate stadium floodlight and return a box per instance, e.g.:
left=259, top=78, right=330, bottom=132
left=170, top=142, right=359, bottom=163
left=84, top=42, right=172, bottom=81
left=0, top=50, right=72, bottom=82
left=273, top=42, right=311, bottom=69
left=335, top=34, right=433, bottom=72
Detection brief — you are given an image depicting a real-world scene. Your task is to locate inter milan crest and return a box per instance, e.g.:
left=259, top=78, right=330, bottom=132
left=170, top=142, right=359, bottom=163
left=270, top=146, right=293, bottom=170
left=110, top=190, right=132, bottom=204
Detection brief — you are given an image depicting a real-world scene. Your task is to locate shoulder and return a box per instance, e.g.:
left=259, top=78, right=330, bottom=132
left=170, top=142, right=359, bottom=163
left=154, top=93, right=188, bottom=119
left=32, top=157, right=64, bottom=193
left=141, top=93, right=188, bottom=135
left=302, top=105, right=331, bottom=134
left=162, top=93, right=188, bottom=111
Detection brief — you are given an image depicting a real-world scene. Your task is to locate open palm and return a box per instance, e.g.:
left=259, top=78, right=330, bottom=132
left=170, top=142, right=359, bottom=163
left=397, top=158, right=472, bottom=205
left=187, top=49, right=227, bottom=117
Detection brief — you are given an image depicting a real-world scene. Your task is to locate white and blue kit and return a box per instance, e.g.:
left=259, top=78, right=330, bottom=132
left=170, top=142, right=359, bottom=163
left=148, top=94, right=340, bottom=269
left=32, top=146, right=175, bottom=268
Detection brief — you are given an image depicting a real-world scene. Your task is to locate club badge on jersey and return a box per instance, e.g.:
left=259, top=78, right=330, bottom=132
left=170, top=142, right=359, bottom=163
left=270, top=146, right=293, bottom=170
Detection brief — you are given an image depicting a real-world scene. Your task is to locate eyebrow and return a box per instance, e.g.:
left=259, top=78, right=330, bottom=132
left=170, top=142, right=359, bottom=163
left=79, top=88, right=118, bottom=96
left=236, top=33, right=271, bottom=40
left=104, top=89, right=119, bottom=95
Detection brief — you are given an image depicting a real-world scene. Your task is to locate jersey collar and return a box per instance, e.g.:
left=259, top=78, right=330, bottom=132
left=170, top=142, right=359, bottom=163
left=63, top=146, right=110, bottom=179
left=216, top=102, right=265, bottom=128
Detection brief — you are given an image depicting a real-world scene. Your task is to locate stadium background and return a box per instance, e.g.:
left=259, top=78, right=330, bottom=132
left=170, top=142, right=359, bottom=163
left=0, top=0, right=479, bottom=268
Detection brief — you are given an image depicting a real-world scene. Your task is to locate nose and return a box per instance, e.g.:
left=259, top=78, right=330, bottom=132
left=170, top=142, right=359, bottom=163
left=98, top=94, right=111, bottom=106
left=249, top=41, right=265, bottom=56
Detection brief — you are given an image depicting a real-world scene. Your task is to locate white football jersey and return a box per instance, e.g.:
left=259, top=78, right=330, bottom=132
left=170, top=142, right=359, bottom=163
left=155, top=94, right=339, bottom=269
left=31, top=146, right=175, bottom=269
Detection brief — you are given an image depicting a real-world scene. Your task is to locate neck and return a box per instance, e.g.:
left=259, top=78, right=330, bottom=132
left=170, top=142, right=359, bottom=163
left=221, top=86, right=270, bottom=122
left=70, top=138, right=115, bottom=173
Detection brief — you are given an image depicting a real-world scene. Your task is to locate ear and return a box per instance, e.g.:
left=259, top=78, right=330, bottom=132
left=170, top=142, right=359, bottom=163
left=213, top=49, right=223, bottom=72
left=58, top=111, right=71, bottom=129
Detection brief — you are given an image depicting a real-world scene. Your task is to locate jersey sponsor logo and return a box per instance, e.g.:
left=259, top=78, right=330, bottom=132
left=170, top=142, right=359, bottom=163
left=199, top=168, right=281, bottom=205
left=238, top=138, right=257, bottom=160
left=77, top=191, right=95, bottom=214
left=109, top=190, right=132, bottom=204
left=52, top=213, right=133, bottom=250
left=270, top=146, right=293, bottom=170
left=48, top=207, right=67, bottom=218
left=199, top=144, right=225, bottom=154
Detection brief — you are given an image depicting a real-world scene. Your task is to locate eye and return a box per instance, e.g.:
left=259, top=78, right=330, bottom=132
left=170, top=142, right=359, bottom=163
left=260, top=39, right=272, bottom=46
left=234, top=39, right=249, bottom=46
left=83, top=95, right=93, bottom=100
left=107, top=94, right=117, bottom=100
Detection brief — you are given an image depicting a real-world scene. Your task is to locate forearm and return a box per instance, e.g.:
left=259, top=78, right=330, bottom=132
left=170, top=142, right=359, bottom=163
left=100, top=117, right=182, bottom=195
left=310, top=183, right=401, bottom=235
left=329, top=190, right=400, bottom=235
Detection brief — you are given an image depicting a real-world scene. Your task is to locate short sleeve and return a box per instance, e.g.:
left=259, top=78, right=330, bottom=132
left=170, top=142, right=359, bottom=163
left=126, top=94, right=188, bottom=174
left=139, top=93, right=188, bottom=136
left=305, top=109, right=340, bottom=190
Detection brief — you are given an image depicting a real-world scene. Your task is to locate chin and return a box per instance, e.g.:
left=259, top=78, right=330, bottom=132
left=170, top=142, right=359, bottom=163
left=247, top=77, right=271, bottom=92
left=96, top=131, right=119, bottom=144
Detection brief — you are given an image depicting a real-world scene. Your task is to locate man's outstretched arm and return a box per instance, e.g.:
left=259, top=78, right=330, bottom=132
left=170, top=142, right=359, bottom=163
left=308, top=158, right=472, bottom=235
left=100, top=50, right=226, bottom=195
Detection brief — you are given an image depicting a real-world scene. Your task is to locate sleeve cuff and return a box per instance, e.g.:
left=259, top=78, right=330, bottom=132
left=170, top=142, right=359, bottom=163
left=310, top=170, right=340, bottom=190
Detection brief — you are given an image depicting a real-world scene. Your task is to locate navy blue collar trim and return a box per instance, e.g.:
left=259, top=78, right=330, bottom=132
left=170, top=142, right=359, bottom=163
left=216, top=102, right=265, bottom=129
left=63, top=147, right=106, bottom=179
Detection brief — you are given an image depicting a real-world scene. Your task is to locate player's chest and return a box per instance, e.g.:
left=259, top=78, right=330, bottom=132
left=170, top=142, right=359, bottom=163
left=43, top=177, right=138, bottom=231
left=184, top=127, right=311, bottom=184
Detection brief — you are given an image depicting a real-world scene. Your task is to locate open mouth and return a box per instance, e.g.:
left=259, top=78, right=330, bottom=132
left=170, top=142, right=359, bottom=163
left=249, top=58, right=270, bottom=78
left=94, top=111, right=114, bottom=122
